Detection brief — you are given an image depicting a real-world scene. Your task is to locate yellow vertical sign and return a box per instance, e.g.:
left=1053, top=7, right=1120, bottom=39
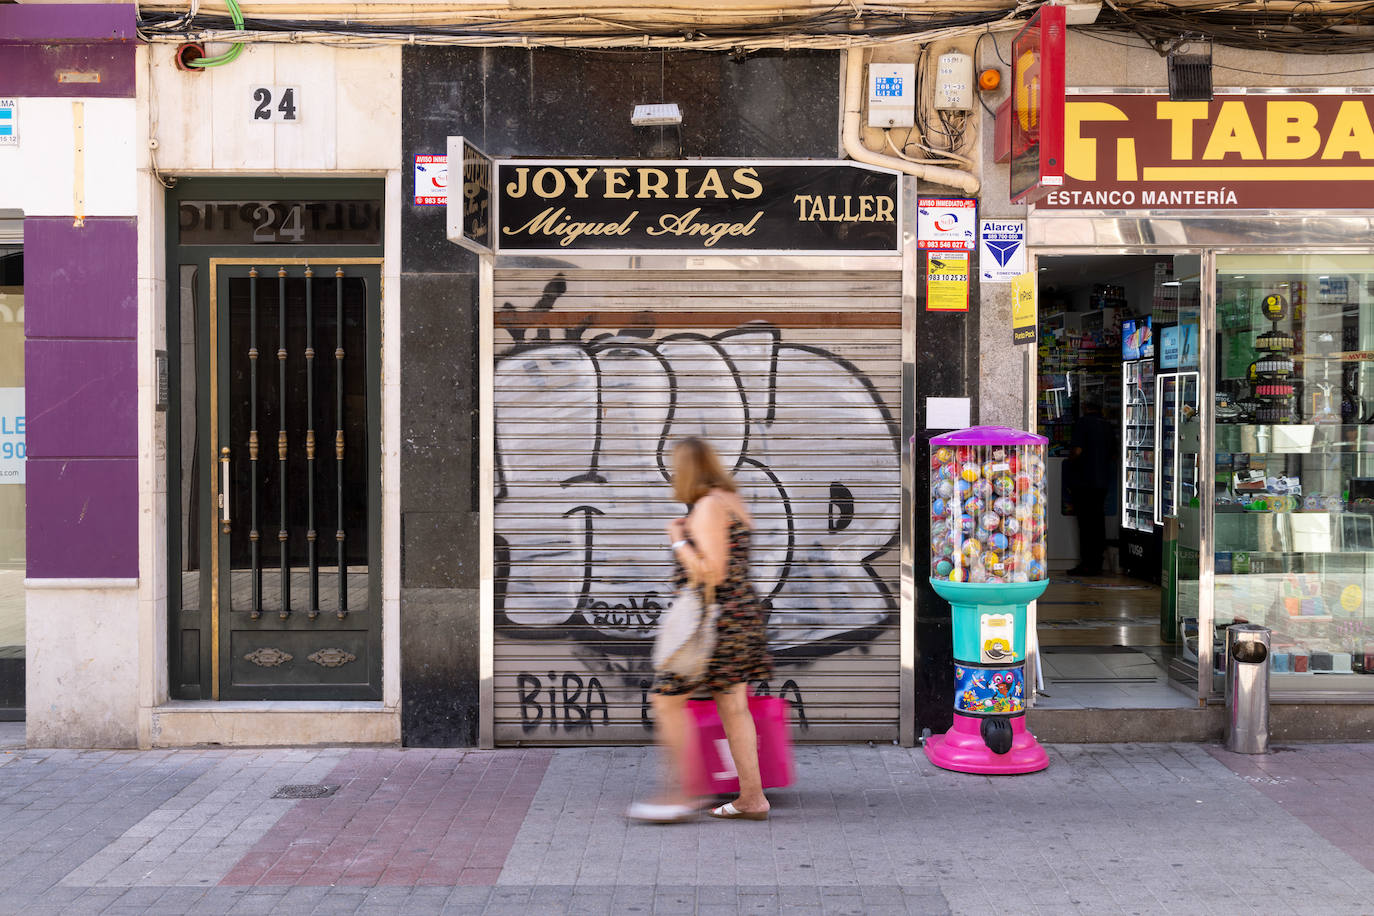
left=1012, top=271, right=1037, bottom=344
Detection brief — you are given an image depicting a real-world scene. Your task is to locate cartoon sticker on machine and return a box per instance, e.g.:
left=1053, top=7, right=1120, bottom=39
left=980, top=612, right=1016, bottom=663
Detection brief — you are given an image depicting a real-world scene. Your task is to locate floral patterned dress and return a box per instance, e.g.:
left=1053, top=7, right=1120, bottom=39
left=654, top=513, right=772, bottom=696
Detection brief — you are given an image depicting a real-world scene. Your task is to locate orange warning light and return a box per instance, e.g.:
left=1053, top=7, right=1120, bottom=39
left=979, top=68, right=1001, bottom=91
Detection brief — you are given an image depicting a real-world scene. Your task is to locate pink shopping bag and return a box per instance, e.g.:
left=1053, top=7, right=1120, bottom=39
left=685, top=694, right=795, bottom=796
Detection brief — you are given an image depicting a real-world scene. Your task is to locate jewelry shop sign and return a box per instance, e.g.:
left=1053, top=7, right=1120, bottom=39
left=1037, top=93, right=1374, bottom=211
left=494, top=160, right=900, bottom=254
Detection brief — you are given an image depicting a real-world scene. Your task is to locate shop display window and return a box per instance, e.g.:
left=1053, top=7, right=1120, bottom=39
left=1214, top=254, right=1374, bottom=692
left=0, top=244, right=22, bottom=668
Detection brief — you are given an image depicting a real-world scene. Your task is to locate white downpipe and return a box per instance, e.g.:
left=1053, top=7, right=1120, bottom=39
left=843, top=48, right=980, bottom=195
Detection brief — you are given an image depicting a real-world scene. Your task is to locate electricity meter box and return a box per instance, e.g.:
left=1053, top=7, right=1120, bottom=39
left=867, top=63, right=915, bottom=128
left=924, top=425, right=1050, bottom=776
left=934, top=52, right=974, bottom=111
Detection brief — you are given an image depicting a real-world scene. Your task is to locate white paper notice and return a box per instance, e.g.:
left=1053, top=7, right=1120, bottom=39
left=926, top=396, right=970, bottom=430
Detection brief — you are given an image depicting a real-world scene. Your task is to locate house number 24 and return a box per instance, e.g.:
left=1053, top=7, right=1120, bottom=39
left=250, top=86, right=300, bottom=123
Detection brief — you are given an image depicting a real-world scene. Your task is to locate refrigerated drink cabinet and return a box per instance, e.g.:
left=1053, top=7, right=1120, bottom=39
left=1121, top=358, right=1157, bottom=578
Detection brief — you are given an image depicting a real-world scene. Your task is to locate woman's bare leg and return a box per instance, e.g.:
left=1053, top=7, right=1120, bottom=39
left=714, top=684, right=769, bottom=814
left=649, top=691, right=694, bottom=806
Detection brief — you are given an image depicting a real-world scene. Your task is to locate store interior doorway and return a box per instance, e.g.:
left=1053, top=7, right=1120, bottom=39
left=1033, top=254, right=1198, bottom=709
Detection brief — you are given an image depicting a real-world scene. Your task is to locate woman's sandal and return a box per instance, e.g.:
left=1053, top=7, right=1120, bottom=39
left=626, top=801, right=696, bottom=824
left=708, top=802, right=769, bottom=821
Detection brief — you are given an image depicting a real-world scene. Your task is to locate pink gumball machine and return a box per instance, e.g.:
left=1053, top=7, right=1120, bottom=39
left=924, top=426, right=1049, bottom=774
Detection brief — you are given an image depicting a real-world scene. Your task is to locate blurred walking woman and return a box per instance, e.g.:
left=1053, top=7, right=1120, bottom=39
left=628, top=437, right=772, bottom=823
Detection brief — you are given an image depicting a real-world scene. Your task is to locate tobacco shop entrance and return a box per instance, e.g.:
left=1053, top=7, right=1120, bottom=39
left=1024, top=89, right=1374, bottom=729
left=1031, top=251, right=1201, bottom=712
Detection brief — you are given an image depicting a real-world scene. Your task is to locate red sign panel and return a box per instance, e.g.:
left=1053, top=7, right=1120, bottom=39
left=1038, top=93, right=1374, bottom=210
left=1009, top=4, right=1066, bottom=204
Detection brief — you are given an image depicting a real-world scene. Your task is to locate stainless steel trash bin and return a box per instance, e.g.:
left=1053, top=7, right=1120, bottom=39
left=1224, top=624, right=1271, bottom=754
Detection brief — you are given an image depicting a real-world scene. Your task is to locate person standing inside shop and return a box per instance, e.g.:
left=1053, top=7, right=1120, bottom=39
left=1067, top=398, right=1114, bottom=577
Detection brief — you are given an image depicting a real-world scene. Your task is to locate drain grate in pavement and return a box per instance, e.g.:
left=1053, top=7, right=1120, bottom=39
left=271, top=784, right=339, bottom=799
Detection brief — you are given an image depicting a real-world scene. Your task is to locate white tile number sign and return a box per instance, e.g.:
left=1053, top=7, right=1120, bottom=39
left=250, top=86, right=300, bottom=123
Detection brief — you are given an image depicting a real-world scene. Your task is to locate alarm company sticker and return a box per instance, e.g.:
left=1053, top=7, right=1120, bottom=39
left=917, top=197, right=976, bottom=250
left=0, top=99, right=16, bottom=148
left=979, top=218, right=1026, bottom=282
left=414, top=154, right=447, bottom=206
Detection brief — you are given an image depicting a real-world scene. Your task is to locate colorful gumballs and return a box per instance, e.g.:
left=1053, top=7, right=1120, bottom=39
left=948, top=566, right=966, bottom=582
left=969, top=567, right=988, bottom=583
left=980, top=511, right=1001, bottom=532
left=935, top=447, right=953, bottom=464
left=993, top=475, right=1015, bottom=496
left=934, top=558, right=954, bottom=578
left=938, top=463, right=956, bottom=481
left=960, top=514, right=976, bottom=536
left=956, top=479, right=972, bottom=497
left=993, top=496, right=1015, bottom=516
left=1003, top=517, right=1021, bottom=536
left=961, top=462, right=981, bottom=482
left=1011, top=570, right=1029, bottom=583
left=938, top=539, right=955, bottom=558
left=963, top=497, right=983, bottom=516
left=931, top=498, right=947, bottom=518
left=981, top=550, right=1001, bottom=569
left=972, top=479, right=994, bottom=500
left=1026, top=560, right=1045, bottom=580
left=990, top=532, right=1008, bottom=551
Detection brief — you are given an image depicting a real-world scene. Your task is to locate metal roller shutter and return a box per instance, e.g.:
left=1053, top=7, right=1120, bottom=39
left=492, top=269, right=902, bottom=744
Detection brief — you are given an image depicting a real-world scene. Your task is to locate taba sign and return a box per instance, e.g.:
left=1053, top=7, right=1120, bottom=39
left=1009, top=4, right=1066, bottom=204
left=1011, top=272, right=1037, bottom=344
left=925, top=251, right=970, bottom=312
left=446, top=136, right=493, bottom=254
left=493, top=160, right=900, bottom=254
left=1039, top=93, right=1374, bottom=210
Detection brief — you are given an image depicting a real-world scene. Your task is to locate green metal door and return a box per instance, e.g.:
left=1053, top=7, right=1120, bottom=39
left=210, top=259, right=382, bottom=699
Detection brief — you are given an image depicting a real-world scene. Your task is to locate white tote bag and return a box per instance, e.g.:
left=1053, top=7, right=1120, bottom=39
left=652, top=580, right=720, bottom=681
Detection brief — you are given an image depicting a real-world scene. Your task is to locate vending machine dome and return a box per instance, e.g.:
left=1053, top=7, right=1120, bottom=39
left=929, top=425, right=1048, bottom=585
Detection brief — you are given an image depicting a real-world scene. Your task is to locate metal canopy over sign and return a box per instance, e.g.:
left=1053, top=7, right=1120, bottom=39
left=1038, top=93, right=1374, bottom=211
left=490, top=159, right=901, bottom=255
left=446, top=136, right=494, bottom=254
left=1009, top=4, right=1066, bottom=204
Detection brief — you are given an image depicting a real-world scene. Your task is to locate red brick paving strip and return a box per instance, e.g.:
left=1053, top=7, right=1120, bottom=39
left=220, top=748, right=552, bottom=888
left=1209, top=743, right=1374, bottom=874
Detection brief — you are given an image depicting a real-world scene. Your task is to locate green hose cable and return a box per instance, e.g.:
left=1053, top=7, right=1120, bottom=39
left=188, top=0, right=245, bottom=68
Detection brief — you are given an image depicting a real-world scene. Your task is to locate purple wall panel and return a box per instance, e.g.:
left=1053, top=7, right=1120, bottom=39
left=25, top=458, right=138, bottom=578
left=0, top=5, right=137, bottom=42
left=0, top=44, right=136, bottom=99
left=25, top=339, right=137, bottom=459
left=24, top=218, right=137, bottom=340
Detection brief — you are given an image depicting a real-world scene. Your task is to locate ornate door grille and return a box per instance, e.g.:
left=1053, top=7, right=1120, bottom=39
left=210, top=259, right=382, bottom=699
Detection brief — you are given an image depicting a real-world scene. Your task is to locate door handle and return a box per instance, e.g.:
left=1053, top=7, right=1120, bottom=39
left=220, top=446, right=231, bottom=534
